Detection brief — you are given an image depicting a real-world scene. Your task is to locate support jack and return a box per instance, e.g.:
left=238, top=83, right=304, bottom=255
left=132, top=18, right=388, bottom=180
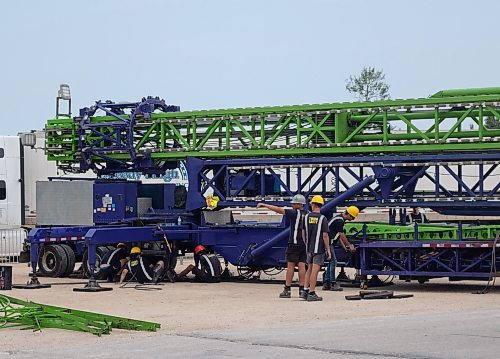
left=13, top=274, right=51, bottom=289
left=74, top=275, right=112, bottom=292
left=336, top=265, right=350, bottom=282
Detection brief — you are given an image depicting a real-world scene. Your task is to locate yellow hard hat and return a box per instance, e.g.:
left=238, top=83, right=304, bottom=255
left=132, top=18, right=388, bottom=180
left=346, top=206, right=360, bottom=218
left=117, top=243, right=126, bottom=248
left=310, top=195, right=325, bottom=205
left=130, top=246, right=141, bottom=255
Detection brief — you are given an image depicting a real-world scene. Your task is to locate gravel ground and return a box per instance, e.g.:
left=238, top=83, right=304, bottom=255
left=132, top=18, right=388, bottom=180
left=0, top=263, right=498, bottom=353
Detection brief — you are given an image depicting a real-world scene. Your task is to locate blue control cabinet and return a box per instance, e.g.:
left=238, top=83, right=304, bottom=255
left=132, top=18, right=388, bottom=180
left=93, top=182, right=138, bottom=224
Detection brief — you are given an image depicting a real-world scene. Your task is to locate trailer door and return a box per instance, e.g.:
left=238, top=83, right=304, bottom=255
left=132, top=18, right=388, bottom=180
left=0, top=137, right=22, bottom=227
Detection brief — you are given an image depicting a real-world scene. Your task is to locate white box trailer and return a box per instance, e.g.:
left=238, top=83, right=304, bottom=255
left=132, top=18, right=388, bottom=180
left=0, top=136, right=23, bottom=228
left=0, top=132, right=78, bottom=228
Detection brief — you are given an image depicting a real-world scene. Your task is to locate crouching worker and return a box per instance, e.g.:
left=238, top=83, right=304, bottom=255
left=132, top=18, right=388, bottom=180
left=177, top=245, right=222, bottom=283
left=99, top=243, right=129, bottom=282
left=119, top=247, right=165, bottom=284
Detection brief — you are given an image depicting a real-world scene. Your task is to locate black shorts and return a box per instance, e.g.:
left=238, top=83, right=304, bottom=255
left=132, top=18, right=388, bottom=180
left=285, top=244, right=307, bottom=264
left=306, top=252, right=325, bottom=266
left=98, top=266, right=119, bottom=280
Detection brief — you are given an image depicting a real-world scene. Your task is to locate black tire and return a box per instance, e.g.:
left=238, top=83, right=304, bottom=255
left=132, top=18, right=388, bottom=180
left=59, top=244, right=76, bottom=277
left=38, top=245, right=68, bottom=278
left=82, top=246, right=111, bottom=278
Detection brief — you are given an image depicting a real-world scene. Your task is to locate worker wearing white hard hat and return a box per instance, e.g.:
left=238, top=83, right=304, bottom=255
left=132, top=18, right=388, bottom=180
left=257, top=194, right=308, bottom=299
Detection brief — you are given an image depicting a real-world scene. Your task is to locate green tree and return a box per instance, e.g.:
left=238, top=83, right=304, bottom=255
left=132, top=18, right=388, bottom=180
left=346, top=67, right=390, bottom=102
left=485, top=116, right=500, bottom=129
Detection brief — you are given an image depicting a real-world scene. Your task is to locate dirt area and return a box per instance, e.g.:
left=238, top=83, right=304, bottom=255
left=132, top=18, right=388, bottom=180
left=1, top=263, right=499, bottom=351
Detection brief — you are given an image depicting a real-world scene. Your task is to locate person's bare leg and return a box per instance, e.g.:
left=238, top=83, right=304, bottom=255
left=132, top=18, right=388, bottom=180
left=119, top=268, right=129, bottom=283
left=177, top=264, right=195, bottom=278
left=309, top=264, right=321, bottom=292
left=298, top=262, right=306, bottom=286
left=285, top=262, right=295, bottom=286
left=304, top=264, right=312, bottom=289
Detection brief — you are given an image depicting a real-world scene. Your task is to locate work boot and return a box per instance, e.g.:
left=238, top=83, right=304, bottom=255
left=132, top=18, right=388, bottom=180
left=306, top=292, right=323, bottom=302
left=322, top=282, right=331, bottom=290
left=152, top=264, right=163, bottom=284
left=279, top=287, right=291, bottom=298
left=152, top=272, right=161, bottom=284
left=330, top=282, right=344, bottom=291
left=166, top=270, right=176, bottom=283
left=300, top=289, right=309, bottom=300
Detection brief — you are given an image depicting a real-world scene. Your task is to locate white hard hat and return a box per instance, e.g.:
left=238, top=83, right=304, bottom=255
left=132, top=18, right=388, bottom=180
left=290, top=194, right=306, bottom=205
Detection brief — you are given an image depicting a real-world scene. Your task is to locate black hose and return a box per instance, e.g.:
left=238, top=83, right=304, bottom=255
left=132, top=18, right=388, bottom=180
left=473, top=237, right=497, bottom=294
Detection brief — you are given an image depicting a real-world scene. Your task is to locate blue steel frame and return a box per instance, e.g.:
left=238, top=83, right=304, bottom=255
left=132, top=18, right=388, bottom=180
left=27, top=152, right=500, bottom=285
left=354, top=224, right=500, bottom=279
left=186, top=152, right=500, bottom=216
left=77, top=98, right=180, bottom=174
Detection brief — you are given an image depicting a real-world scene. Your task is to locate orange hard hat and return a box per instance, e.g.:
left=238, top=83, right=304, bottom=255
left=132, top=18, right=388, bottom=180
left=194, top=245, right=206, bottom=255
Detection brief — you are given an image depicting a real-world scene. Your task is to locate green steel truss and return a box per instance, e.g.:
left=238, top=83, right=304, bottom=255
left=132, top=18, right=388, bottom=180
left=46, top=88, right=500, bottom=165
left=346, top=223, right=500, bottom=241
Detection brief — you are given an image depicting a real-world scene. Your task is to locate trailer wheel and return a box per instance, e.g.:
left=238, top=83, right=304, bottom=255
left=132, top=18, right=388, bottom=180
left=59, top=244, right=76, bottom=277
left=82, top=246, right=111, bottom=278
left=237, top=266, right=261, bottom=280
left=38, top=245, right=68, bottom=278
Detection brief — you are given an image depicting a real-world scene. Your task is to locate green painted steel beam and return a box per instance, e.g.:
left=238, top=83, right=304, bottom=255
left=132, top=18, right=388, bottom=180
left=0, top=295, right=160, bottom=336
left=345, top=223, right=500, bottom=241
left=430, top=87, right=500, bottom=98
left=45, top=87, right=500, bottom=167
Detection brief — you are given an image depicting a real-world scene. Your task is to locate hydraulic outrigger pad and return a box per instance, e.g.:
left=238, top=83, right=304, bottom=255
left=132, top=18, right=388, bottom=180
left=12, top=275, right=51, bottom=290
left=73, top=275, right=112, bottom=292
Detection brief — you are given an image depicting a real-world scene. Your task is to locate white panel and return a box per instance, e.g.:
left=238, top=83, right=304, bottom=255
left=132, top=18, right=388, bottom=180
left=0, top=136, right=21, bottom=227
left=36, top=181, right=94, bottom=226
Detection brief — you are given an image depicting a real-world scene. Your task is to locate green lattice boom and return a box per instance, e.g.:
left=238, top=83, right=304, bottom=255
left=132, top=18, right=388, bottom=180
left=46, top=87, right=500, bottom=165
left=345, top=223, right=500, bottom=241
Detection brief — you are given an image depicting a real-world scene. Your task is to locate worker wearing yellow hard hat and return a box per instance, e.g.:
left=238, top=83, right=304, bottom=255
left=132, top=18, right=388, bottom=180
left=310, top=195, right=325, bottom=206
left=301, top=195, right=331, bottom=302
left=323, top=205, right=360, bottom=292
left=120, top=246, right=166, bottom=284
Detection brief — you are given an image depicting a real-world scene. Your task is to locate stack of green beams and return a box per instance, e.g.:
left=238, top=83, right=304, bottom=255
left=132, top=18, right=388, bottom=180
left=345, top=223, right=500, bottom=241
left=0, top=295, right=160, bottom=336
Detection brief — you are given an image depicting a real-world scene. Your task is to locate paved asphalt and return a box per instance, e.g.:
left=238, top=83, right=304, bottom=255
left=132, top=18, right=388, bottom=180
left=2, top=309, right=499, bottom=358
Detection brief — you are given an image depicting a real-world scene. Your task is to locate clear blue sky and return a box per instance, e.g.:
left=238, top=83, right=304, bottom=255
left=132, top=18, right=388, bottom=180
left=1, top=0, right=499, bottom=135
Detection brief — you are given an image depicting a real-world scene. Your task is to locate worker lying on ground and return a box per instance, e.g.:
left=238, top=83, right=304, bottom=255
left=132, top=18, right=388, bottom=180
left=176, top=245, right=222, bottom=283
left=257, top=194, right=307, bottom=299
left=323, top=207, right=359, bottom=292
left=301, top=195, right=331, bottom=302
left=99, top=243, right=129, bottom=282
left=119, top=247, right=165, bottom=284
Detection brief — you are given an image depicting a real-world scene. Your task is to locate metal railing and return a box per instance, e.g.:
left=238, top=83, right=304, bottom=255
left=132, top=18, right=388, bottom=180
left=0, top=228, right=28, bottom=263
